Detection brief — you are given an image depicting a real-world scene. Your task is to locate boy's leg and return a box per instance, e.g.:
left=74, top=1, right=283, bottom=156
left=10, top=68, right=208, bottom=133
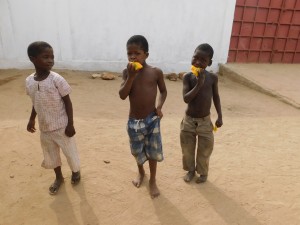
left=195, top=130, right=214, bottom=183
left=58, top=136, right=80, bottom=172
left=149, top=159, right=160, bottom=198
left=180, top=117, right=197, bottom=181
left=132, top=164, right=145, bottom=188
left=40, top=132, right=62, bottom=169
left=40, top=131, right=64, bottom=194
left=55, top=129, right=81, bottom=184
left=180, top=131, right=197, bottom=171
left=127, top=119, right=148, bottom=188
left=49, top=166, right=64, bottom=195
left=71, top=171, right=81, bottom=185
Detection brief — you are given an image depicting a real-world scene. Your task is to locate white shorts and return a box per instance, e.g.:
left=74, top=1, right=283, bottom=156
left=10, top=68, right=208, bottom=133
left=40, top=128, right=80, bottom=172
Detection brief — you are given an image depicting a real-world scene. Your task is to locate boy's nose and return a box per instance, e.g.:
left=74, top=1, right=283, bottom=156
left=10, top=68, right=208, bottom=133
left=195, top=60, right=201, bottom=66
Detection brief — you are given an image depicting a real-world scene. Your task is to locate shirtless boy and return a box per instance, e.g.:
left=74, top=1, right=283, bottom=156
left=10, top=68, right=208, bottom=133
left=180, top=43, right=223, bottom=183
left=119, top=35, right=167, bottom=198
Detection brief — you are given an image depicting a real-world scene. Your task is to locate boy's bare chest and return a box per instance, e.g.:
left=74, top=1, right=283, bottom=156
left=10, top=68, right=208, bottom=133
left=133, top=75, right=157, bottom=88
left=190, top=76, right=213, bottom=92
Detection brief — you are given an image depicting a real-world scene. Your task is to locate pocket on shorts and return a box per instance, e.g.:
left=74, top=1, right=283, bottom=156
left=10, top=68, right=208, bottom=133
left=180, top=119, right=184, bottom=130
left=151, top=114, right=159, bottom=121
left=180, top=116, right=195, bottom=132
left=210, top=121, right=214, bottom=132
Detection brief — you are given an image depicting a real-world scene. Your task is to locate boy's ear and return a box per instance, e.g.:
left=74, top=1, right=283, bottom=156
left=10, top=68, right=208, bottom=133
left=146, top=52, right=149, bottom=58
left=208, top=59, right=212, bottom=66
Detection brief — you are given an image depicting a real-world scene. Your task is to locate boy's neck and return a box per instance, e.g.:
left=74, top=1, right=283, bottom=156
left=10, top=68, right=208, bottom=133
left=141, top=62, right=148, bottom=67
left=34, top=70, right=50, bottom=81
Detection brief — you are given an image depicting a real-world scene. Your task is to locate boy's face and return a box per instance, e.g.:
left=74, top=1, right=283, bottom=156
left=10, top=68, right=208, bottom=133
left=30, top=47, right=54, bottom=71
left=127, top=43, right=148, bottom=64
left=191, top=49, right=212, bottom=69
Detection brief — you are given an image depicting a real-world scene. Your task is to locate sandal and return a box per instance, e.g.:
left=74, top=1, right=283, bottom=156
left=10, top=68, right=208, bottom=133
left=71, top=171, right=81, bottom=185
left=49, top=179, right=64, bottom=195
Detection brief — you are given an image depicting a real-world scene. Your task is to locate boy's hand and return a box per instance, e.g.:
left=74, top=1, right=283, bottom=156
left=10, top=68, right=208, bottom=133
left=197, top=70, right=205, bottom=84
left=127, top=62, right=139, bottom=78
left=65, top=124, right=76, bottom=137
left=27, top=119, right=36, bottom=133
left=155, top=108, right=163, bottom=119
left=215, top=117, right=223, bottom=128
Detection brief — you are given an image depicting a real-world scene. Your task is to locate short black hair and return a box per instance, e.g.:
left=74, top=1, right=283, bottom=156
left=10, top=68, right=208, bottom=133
left=195, top=43, right=214, bottom=59
left=126, top=35, right=149, bottom=53
left=27, top=41, right=52, bottom=58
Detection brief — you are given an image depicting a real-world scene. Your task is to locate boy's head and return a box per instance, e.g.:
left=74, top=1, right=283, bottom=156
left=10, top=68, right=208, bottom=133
left=126, top=35, right=149, bottom=64
left=27, top=41, right=54, bottom=71
left=27, top=41, right=52, bottom=58
left=127, top=35, right=149, bottom=53
left=192, top=43, right=214, bottom=69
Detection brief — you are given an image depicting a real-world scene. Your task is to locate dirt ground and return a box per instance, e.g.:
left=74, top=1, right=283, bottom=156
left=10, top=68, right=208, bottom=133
left=1, top=69, right=300, bottom=225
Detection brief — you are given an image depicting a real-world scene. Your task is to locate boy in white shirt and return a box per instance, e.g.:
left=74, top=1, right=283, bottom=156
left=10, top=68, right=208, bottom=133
left=26, top=41, right=80, bottom=195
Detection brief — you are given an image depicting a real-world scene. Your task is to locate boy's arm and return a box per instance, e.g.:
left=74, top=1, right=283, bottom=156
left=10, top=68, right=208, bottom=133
left=212, top=75, right=223, bottom=128
left=62, top=94, right=76, bottom=137
left=156, top=69, right=167, bottom=118
left=119, top=64, right=138, bottom=100
left=182, top=71, right=205, bottom=103
left=27, top=106, right=37, bottom=133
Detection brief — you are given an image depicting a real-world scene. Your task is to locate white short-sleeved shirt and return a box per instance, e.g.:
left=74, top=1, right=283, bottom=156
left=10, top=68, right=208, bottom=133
left=26, top=71, right=71, bottom=132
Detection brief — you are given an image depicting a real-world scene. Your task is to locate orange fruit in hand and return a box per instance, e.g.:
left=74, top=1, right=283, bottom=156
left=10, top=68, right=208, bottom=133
left=130, top=62, right=143, bottom=71
left=191, top=65, right=202, bottom=77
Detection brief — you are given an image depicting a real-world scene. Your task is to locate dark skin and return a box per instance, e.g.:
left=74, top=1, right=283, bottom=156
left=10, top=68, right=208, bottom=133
left=182, top=48, right=223, bottom=182
left=182, top=49, right=223, bottom=127
left=26, top=47, right=78, bottom=194
left=119, top=43, right=167, bottom=198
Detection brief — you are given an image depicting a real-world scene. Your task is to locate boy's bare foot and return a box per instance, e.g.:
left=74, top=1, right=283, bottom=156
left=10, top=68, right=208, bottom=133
left=183, top=171, right=195, bottom=182
left=132, top=172, right=145, bottom=188
left=49, top=178, right=64, bottom=195
left=195, top=175, right=207, bottom=183
left=149, top=180, right=160, bottom=198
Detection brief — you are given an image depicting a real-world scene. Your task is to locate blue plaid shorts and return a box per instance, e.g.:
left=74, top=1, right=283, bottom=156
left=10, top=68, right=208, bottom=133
left=127, top=112, right=163, bottom=165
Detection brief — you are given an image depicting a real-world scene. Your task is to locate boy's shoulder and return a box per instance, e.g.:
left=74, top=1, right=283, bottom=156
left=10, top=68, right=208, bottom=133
left=26, top=72, right=35, bottom=81
left=147, top=64, right=161, bottom=70
left=49, top=71, right=69, bottom=84
left=49, top=71, right=63, bottom=78
left=206, top=70, right=218, bottom=81
left=145, top=65, right=163, bottom=75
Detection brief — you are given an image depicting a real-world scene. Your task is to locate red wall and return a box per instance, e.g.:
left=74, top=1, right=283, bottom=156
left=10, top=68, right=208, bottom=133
left=228, top=0, right=300, bottom=63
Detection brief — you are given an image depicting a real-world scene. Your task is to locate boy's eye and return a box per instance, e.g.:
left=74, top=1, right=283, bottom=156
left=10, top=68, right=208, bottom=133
left=127, top=51, right=140, bottom=56
left=42, top=55, right=54, bottom=59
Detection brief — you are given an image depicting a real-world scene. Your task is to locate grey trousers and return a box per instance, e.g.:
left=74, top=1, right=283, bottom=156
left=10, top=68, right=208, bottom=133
left=180, top=115, right=214, bottom=175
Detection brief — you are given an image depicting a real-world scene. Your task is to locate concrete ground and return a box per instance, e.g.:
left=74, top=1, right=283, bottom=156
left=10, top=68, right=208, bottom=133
left=219, top=63, right=300, bottom=109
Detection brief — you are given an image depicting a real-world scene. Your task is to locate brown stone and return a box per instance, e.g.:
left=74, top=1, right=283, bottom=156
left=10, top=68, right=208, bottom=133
left=165, top=73, right=178, bottom=81
left=178, top=72, right=187, bottom=80
left=100, top=72, right=116, bottom=80
left=91, top=73, right=102, bottom=79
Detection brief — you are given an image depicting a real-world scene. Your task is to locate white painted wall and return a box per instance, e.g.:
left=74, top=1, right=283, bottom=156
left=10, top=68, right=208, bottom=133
left=0, top=0, right=235, bottom=73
